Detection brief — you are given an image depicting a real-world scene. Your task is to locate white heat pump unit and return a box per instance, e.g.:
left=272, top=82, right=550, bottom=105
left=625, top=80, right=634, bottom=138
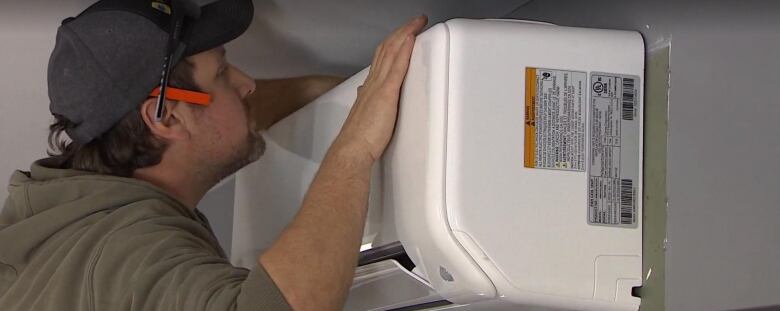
left=233, top=18, right=644, bottom=311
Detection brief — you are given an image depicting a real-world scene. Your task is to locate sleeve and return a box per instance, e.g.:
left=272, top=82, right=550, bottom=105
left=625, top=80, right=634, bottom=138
left=91, top=215, right=292, bottom=311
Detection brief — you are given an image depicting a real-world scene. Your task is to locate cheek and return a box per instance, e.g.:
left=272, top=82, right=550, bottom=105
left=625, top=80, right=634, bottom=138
left=207, top=96, right=249, bottom=142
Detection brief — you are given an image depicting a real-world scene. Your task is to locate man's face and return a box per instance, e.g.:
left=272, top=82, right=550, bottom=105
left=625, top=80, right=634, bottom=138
left=184, top=47, right=264, bottom=182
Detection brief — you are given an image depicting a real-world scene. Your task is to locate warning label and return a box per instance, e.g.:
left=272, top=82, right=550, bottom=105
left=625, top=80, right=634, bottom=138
left=588, top=72, right=641, bottom=227
left=524, top=68, right=587, bottom=171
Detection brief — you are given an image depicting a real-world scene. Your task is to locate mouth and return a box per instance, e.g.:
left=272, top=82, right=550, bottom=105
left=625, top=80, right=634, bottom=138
left=242, top=99, right=266, bottom=159
left=242, top=99, right=259, bottom=132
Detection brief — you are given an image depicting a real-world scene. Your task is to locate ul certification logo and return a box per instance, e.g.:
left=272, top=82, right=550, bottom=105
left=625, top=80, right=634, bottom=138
left=592, top=76, right=609, bottom=97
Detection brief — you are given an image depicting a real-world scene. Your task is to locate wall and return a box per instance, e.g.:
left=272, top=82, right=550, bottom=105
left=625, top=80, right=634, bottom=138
left=0, top=0, right=90, bottom=206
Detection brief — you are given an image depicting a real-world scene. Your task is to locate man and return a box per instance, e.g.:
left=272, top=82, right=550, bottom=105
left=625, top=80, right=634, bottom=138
left=0, top=0, right=427, bottom=310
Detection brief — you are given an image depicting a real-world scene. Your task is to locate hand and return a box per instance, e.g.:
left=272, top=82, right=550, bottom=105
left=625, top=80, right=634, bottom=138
left=333, top=15, right=428, bottom=163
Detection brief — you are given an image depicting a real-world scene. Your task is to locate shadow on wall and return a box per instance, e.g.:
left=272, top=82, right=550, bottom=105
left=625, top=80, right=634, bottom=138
left=227, top=0, right=532, bottom=78
left=242, top=0, right=363, bottom=76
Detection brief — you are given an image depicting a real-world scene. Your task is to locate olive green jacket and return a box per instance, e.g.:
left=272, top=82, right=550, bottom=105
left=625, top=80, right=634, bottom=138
left=0, top=158, right=291, bottom=311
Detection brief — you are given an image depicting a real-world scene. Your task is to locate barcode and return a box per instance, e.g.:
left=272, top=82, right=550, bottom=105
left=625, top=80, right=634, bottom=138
left=622, top=78, right=635, bottom=121
left=620, top=179, right=634, bottom=224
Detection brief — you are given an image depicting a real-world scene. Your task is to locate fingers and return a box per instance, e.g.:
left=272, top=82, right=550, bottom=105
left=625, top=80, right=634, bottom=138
left=376, top=15, right=428, bottom=80
left=386, top=35, right=416, bottom=86
left=394, top=15, right=428, bottom=38
left=367, top=15, right=428, bottom=84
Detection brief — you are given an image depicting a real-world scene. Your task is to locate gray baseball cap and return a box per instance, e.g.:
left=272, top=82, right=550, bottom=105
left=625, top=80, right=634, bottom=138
left=48, top=0, right=254, bottom=144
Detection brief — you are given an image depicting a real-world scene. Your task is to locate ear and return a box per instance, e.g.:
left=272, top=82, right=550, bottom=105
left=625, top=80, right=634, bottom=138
left=139, top=98, right=191, bottom=141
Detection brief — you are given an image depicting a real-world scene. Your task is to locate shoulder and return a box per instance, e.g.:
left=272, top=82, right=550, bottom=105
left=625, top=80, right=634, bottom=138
left=103, top=200, right=222, bottom=256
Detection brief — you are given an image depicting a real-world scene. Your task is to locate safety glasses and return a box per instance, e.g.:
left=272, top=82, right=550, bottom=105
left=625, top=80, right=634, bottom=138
left=150, top=86, right=211, bottom=107
left=153, top=0, right=209, bottom=121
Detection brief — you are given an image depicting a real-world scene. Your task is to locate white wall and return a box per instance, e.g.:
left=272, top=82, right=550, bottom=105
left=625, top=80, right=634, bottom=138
left=0, top=0, right=94, bottom=205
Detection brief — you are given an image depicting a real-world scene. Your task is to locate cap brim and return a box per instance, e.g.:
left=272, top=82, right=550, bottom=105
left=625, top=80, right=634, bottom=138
left=185, top=0, right=254, bottom=56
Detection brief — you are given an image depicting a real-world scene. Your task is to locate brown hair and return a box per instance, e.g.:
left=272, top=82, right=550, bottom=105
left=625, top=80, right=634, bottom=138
left=48, top=59, right=199, bottom=177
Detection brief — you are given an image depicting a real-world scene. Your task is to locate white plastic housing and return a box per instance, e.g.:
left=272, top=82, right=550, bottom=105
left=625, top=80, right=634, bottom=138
left=384, top=19, right=644, bottom=310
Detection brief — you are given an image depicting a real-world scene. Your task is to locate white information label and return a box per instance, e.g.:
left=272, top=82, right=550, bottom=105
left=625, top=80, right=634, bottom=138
left=588, top=72, right=640, bottom=227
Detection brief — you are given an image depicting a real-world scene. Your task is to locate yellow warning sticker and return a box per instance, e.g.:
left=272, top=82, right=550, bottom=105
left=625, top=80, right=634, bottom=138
left=524, top=67, right=587, bottom=171
left=524, top=68, right=537, bottom=168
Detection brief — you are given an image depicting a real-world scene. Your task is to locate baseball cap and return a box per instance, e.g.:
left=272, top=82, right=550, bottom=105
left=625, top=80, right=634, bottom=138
left=47, top=0, right=254, bottom=144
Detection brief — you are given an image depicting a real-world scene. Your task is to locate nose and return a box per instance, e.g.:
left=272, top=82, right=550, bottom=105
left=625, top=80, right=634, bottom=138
left=233, top=65, right=256, bottom=98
